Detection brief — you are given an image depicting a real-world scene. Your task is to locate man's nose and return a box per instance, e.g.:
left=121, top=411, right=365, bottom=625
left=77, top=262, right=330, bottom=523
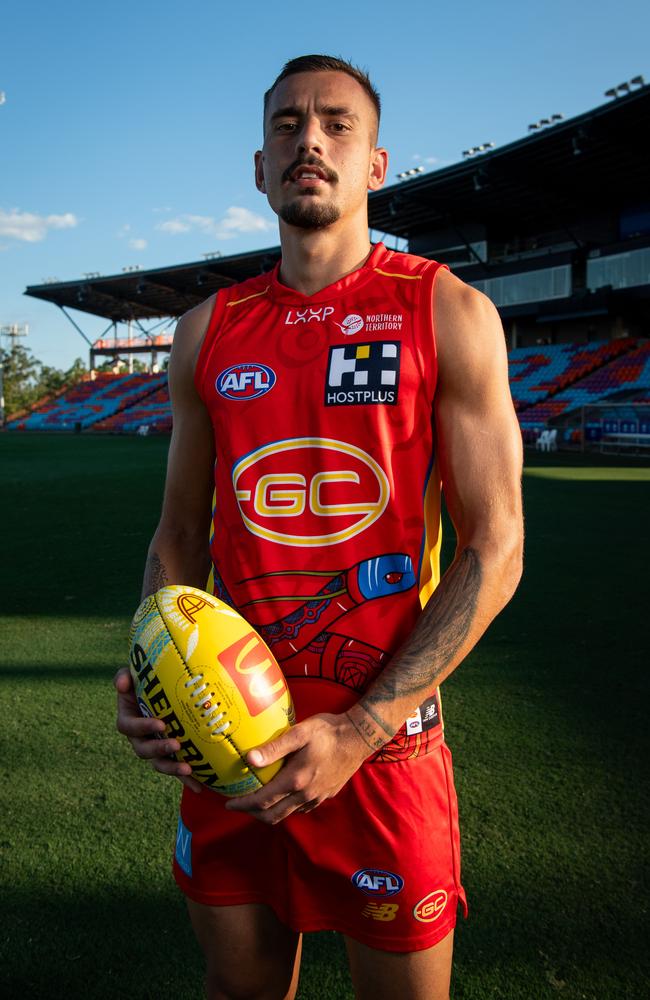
left=296, top=115, right=324, bottom=156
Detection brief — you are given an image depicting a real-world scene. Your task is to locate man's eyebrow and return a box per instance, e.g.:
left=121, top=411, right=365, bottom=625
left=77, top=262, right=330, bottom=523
left=269, top=105, right=360, bottom=121
left=321, top=106, right=359, bottom=120
left=269, top=105, right=303, bottom=121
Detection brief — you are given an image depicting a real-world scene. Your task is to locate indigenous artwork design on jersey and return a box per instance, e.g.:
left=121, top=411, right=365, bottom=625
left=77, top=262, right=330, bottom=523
left=211, top=553, right=441, bottom=762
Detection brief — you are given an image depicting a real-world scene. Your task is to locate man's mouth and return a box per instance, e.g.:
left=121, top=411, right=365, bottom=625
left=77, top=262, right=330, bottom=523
left=283, top=161, right=337, bottom=186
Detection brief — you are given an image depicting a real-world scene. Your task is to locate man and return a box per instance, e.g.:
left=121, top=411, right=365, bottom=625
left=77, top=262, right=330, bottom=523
left=115, top=55, right=523, bottom=1000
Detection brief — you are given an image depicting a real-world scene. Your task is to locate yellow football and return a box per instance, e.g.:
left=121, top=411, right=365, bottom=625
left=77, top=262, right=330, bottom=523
left=128, top=584, right=295, bottom=796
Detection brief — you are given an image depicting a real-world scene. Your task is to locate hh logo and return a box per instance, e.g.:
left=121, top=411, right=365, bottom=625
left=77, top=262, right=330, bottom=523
left=362, top=902, right=399, bottom=922
left=413, top=889, right=448, bottom=923
left=325, top=341, right=400, bottom=406
left=352, top=868, right=404, bottom=896
left=233, top=438, right=389, bottom=547
left=217, top=632, right=286, bottom=717
left=216, top=363, right=276, bottom=400
left=175, top=817, right=192, bottom=877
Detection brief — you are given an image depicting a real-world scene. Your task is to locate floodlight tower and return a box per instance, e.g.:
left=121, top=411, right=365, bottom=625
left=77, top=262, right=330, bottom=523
left=0, top=323, right=29, bottom=426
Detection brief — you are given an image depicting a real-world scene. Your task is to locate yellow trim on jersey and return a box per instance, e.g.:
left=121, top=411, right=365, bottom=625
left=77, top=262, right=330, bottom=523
left=374, top=269, right=423, bottom=280
left=418, top=459, right=445, bottom=734
left=226, top=285, right=271, bottom=307
left=206, top=485, right=217, bottom=594
left=418, top=458, right=442, bottom=609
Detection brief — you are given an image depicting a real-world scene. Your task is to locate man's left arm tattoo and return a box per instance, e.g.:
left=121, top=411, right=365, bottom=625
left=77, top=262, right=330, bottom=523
left=358, top=547, right=483, bottom=740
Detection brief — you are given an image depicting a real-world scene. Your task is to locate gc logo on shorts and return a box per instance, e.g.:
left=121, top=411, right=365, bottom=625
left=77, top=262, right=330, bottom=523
left=413, top=889, right=448, bottom=923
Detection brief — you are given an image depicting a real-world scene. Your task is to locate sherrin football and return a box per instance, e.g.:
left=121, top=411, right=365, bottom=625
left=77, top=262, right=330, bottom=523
left=128, top=585, right=295, bottom=796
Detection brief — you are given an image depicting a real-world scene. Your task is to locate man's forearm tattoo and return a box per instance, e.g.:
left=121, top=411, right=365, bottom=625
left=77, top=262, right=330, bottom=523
left=142, top=552, right=168, bottom=598
left=346, top=709, right=391, bottom=752
left=360, top=547, right=483, bottom=732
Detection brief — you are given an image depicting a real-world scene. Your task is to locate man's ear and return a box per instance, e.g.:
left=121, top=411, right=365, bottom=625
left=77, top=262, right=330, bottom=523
left=368, top=146, right=389, bottom=192
left=254, top=150, right=266, bottom=193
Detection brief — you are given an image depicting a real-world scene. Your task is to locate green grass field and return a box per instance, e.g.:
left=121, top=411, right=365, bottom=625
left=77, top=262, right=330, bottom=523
left=1, top=434, right=648, bottom=1000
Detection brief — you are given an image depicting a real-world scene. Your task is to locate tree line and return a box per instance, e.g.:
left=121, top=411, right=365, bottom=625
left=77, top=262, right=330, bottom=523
left=0, top=345, right=150, bottom=419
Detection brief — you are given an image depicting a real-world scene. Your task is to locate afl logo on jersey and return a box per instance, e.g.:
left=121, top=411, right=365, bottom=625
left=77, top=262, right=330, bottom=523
left=232, top=437, right=389, bottom=547
left=216, top=364, right=276, bottom=400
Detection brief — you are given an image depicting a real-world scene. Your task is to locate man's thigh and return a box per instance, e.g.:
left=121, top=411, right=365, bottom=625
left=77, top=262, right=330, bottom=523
left=344, top=928, right=454, bottom=1000
left=187, top=899, right=302, bottom=1000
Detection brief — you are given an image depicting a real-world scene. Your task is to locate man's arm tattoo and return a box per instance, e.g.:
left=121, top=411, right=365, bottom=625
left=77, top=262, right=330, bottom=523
left=359, top=547, right=483, bottom=732
left=142, top=552, right=169, bottom=599
left=345, top=711, right=388, bottom=752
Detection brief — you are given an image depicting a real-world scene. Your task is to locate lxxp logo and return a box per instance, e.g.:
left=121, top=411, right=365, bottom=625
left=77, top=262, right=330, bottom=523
left=325, top=341, right=400, bottom=406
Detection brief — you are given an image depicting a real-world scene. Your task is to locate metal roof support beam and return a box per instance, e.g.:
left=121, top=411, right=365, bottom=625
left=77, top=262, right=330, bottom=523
left=58, top=305, right=115, bottom=347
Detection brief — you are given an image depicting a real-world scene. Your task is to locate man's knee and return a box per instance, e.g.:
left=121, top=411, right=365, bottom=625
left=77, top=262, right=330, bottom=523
left=187, top=900, right=301, bottom=1000
left=205, top=964, right=297, bottom=1000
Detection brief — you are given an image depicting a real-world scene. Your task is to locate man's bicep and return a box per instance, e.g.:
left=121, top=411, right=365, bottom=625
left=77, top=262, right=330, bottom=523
left=159, top=306, right=216, bottom=533
left=434, top=279, right=522, bottom=548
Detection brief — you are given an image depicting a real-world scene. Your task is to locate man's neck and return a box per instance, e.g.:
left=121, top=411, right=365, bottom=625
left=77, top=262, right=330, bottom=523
left=277, top=218, right=373, bottom=297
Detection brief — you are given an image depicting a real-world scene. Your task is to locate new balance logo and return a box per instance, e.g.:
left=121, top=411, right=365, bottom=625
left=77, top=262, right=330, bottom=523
left=362, top=902, right=400, bottom=922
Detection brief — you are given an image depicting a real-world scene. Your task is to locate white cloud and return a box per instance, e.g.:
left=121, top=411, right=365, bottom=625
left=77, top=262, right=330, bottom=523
left=156, top=206, right=273, bottom=240
left=0, top=208, right=78, bottom=243
left=412, top=154, right=440, bottom=166
left=129, top=237, right=147, bottom=250
left=157, top=217, right=192, bottom=234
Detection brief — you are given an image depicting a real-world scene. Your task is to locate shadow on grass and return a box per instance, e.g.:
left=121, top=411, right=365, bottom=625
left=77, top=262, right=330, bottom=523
left=3, top=878, right=645, bottom=1000
left=1, top=886, right=352, bottom=1000
left=0, top=665, right=119, bottom=681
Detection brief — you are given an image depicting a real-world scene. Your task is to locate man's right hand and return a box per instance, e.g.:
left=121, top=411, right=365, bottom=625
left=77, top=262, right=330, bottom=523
left=114, top=667, right=202, bottom=793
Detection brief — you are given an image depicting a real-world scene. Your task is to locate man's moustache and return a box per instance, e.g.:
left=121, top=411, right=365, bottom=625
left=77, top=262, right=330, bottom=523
left=282, top=159, right=338, bottom=184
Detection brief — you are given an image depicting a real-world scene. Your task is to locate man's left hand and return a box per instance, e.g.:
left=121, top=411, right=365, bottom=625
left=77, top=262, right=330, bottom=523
left=224, top=712, right=370, bottom=824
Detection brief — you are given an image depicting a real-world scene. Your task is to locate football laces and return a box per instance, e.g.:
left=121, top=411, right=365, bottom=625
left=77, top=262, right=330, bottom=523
left=185, top=673, right=230, bottom=735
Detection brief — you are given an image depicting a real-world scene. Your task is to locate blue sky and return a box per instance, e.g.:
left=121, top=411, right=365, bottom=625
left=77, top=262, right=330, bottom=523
left=2, top=0, right=648, bottom=369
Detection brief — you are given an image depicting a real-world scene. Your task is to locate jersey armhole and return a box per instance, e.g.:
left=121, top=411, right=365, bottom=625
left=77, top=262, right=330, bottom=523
left=194, top=289, right=230, bottom=401
left=418, top=260, right=449, bottom=400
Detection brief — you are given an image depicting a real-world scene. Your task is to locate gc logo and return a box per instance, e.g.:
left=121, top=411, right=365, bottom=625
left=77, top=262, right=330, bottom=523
left=413, top=889, right=448, bottom=923
left=233, top=437, right=389, bottom=547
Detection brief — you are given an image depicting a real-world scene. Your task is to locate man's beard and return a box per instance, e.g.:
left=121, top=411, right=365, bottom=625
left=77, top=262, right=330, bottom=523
left=279, top=196, right=341, bottom=230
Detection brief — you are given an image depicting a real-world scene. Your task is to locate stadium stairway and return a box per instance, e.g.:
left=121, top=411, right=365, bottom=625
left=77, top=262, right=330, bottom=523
left=93, top=382, right=172, bottom=433
left=6, top=372, right=168, bottom=431
left=508, top=337, right=636, bottom=412
left=517, top=340, right=650, bottom=434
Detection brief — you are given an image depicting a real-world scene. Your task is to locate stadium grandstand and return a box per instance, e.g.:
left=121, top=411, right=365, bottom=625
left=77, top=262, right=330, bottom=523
left=12, top=79, right=650, bottom=452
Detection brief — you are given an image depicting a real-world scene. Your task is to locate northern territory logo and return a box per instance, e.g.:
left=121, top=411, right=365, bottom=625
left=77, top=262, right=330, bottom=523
left=352, top=868, right=404, bottom=896
left=335, top=313, right=364, bottom=336
left=325, top=341, right=400, bottom=406
left=216, top=363, right=276, bottom=400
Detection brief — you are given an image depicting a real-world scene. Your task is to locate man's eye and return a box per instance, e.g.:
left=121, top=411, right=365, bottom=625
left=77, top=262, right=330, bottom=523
left=330, top=122, right=348, bottom=132
left=276, top=122, right=297, bottom=132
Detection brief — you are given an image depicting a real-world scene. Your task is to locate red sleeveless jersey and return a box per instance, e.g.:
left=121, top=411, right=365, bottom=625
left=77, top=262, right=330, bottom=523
left=194, top=242, right=448, bottom=761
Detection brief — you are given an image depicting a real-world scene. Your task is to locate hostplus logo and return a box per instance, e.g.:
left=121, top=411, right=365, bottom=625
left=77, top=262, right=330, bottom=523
left=325, top=341, right=401, bottom=406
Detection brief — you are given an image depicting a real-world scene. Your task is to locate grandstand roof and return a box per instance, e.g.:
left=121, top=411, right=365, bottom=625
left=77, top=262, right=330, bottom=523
left=369, top=84, right=650, bottom=244
left=24, top=84, right=650, bottom=322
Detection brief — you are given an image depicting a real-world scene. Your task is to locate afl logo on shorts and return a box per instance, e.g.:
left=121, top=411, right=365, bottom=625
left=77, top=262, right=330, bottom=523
left=413, top=889, right=448, bottom=922
left=232, top=437, right=389, bottom=547
left=216, top=363, right=276, bottom=400
left=352, top=869, right=404, bottom=896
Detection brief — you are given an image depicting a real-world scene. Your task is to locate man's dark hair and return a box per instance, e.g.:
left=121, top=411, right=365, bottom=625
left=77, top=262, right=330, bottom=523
left=263, top=55, right=381, bottom=139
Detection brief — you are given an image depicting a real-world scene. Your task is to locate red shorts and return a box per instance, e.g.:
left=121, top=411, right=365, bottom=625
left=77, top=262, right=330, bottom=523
left=173, top=741, right=468, bottom=952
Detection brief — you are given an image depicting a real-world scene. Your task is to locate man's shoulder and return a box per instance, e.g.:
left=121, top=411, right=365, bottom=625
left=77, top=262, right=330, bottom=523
left=374, top=245, right=442, bottom=279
